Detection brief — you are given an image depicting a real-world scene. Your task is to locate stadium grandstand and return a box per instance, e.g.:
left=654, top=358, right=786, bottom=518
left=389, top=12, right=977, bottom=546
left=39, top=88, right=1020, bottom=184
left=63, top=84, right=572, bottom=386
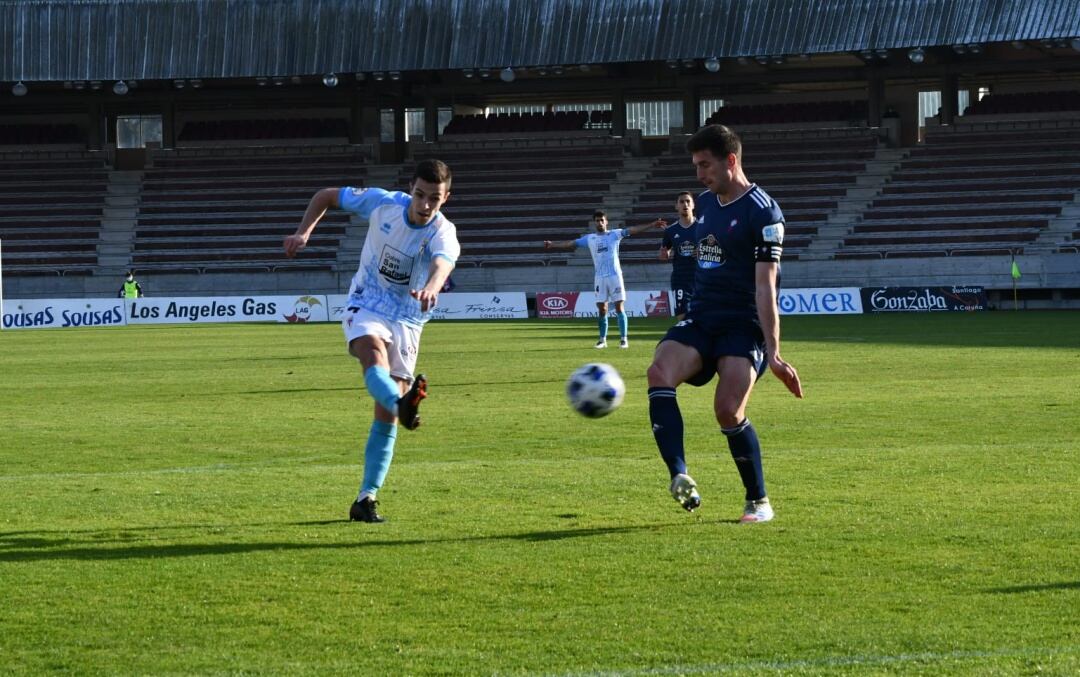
left=1, top=0, right=1079, bottom=309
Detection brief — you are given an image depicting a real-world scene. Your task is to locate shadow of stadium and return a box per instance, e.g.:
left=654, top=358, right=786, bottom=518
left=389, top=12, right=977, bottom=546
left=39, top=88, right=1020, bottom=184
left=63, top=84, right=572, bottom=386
left=0, top=518, right=736, bottom=562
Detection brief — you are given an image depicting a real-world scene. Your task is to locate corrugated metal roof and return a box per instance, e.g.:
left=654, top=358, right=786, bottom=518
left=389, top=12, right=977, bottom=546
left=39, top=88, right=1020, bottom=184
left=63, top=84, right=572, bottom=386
left=1, top=0, right=1078, bottom=81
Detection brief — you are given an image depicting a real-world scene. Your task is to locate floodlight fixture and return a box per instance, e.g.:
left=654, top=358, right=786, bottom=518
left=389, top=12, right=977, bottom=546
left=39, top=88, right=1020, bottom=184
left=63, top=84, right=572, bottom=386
left=500, top=67, right=515, bottom=82
left=112, top=80, right=129, bottom=95
left=704, top=57, right=720, bottom=72
left=322, top=73, right=338, bottom=87
left=907, top=47, right=926, bottom=64
left=12, top=81, right=27, bottom=96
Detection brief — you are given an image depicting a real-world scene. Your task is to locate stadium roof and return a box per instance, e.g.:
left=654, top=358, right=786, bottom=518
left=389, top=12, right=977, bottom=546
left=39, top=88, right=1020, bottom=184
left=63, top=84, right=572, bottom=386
left=2, top=0, right=1078, bottom=82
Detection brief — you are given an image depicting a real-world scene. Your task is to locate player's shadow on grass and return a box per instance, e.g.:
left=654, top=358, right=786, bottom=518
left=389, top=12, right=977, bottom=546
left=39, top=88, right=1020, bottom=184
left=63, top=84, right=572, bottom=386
left=985, top=581, right=1080, bottom=594
left=0, top=519, right=721, bottom=562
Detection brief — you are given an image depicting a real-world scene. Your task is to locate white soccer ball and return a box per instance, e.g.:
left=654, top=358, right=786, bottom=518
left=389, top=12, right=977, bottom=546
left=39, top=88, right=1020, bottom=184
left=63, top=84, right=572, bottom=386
left=566, top=363, right=625, bottom=418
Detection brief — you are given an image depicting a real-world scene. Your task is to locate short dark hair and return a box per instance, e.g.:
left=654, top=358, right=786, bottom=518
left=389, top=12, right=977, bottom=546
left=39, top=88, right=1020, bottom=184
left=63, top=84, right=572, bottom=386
left=413, top=159, right=452, bottom=186
left=675, top=191, right=693, bottom=201
left=686, top=124, right=742, bottom=162
left=593, top=210, right=607, bottom=220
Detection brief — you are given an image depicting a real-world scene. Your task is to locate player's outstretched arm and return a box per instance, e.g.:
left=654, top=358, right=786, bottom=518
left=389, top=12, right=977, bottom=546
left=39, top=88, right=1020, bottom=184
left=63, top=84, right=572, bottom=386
left=755, top=262, right=803, bottom=398
left=285, top=188, right=339, bottom=258
left=626, top=218, right=667, bottom=237
left=543, top=239, right=577, bottom=250
left=410, top=256, right=455, bottom=311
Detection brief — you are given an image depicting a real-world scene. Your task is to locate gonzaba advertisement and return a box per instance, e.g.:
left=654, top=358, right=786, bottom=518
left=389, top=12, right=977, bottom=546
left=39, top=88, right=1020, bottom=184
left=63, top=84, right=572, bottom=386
left=861, top=286, right=988, bottom=312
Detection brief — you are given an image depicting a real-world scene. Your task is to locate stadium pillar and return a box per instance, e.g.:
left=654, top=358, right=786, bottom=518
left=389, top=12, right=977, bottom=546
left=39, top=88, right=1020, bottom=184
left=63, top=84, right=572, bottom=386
left=940, top=72, right=959, bottom=124
left=87, top=101, right=104, bottom=151
left=681, top=89, right=700, bottom=132
left=393, top=105, right=407, bottom=163
left=355, top=103, right=381, bottom=162
left=161, top=102, right=176, bottom=149
left=611, top=89, right=627, bottom=136
left=424, top=98, right=439, bottom=142
left=867, top=72, right=884, bottom=127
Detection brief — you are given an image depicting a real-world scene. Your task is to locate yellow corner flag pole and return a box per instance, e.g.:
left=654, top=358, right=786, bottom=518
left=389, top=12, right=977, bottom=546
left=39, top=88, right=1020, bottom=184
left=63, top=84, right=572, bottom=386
left=1010, top=255, right=1021, bottom=311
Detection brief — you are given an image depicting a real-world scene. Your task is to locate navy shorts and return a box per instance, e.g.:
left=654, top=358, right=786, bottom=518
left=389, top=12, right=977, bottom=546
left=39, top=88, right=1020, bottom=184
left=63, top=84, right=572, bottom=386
left=672, top=286, right=693, bottom=316
left=660, top=318, right=767, bottom=387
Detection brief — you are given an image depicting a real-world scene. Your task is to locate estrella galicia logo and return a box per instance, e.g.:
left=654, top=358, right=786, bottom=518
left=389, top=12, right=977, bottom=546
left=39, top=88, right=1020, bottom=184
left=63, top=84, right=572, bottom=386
left=697, top=233, right=725, bottom=269
left=380, top=222, right=392, bottom=234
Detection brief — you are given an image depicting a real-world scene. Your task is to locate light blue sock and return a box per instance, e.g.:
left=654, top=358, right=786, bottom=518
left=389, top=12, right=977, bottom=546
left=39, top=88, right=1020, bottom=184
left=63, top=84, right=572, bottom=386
left=617, top=311, right=628, bottom=339
left=363, top=365, right=400, bottom=414
left=360, top=420, right=398, bottom=497
left=598, top=316, right=608, bottom=340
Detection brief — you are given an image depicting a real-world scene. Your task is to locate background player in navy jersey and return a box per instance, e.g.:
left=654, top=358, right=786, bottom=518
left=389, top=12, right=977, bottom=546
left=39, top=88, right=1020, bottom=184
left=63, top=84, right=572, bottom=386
left=658, top=191, right=697, bottom=320
left=646, top=125, right=803, bottom=523
left=544, top=211, right=664, bottom=348
left=284, top=159, right=459, bottom=523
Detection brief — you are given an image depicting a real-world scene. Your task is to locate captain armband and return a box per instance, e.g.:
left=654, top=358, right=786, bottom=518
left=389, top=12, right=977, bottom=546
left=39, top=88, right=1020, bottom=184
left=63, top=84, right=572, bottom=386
left=756, top=244, right=783, bottom=262
left=756, top=222, right=785, bottom=262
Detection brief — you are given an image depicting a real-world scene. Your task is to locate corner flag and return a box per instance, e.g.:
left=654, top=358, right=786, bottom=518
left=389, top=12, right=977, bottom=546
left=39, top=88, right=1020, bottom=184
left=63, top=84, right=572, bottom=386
left=1010, top=256, right=1021, bottom=310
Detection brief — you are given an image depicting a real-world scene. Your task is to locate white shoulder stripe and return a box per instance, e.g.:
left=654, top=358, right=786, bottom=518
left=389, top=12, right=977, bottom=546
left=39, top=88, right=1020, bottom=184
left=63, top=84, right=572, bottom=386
left=749, top=189, right=770, bottom=209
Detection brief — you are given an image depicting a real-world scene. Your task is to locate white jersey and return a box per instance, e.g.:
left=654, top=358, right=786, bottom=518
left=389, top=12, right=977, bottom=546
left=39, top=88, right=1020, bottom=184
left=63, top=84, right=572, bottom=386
left=575, top=229, right=628, bottom=279
left=339, top=187, right=460, bottom=327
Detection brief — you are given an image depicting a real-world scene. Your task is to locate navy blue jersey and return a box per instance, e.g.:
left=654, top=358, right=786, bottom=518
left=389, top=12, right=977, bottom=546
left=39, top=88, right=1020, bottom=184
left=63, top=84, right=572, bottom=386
left=661, top=218, right=698, bottom=289
left=687, top=185, right=785, bottom=331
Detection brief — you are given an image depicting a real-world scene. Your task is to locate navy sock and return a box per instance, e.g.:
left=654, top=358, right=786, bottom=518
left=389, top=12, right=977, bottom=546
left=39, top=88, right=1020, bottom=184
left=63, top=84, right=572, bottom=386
left=723, top=419, right=766, bottom=500
left=648, top=387, right=686, bottom=477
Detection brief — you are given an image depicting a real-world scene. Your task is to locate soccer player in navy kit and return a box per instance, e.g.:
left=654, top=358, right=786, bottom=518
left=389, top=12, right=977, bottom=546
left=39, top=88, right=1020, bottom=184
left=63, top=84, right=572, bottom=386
left=646, top=125, right=803, bottom=523
left=658, top=191, right=697, bottom=320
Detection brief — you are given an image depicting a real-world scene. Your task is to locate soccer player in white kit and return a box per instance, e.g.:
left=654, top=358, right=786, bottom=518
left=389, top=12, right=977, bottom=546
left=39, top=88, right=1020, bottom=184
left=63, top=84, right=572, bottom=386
left=544, top=210, right=664, bottom=348
left=284, top=159, right=459, bottom=523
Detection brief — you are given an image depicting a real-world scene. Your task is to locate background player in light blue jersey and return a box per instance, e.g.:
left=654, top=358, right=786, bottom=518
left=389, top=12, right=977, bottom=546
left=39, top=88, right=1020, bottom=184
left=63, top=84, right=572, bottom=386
left=646, top=125, right=803, bottom=524
left=658, top=191, right=697, bottom=320
left=284, top=159, right=459, bottom=523
left=544, top=210, right=664, bottom=348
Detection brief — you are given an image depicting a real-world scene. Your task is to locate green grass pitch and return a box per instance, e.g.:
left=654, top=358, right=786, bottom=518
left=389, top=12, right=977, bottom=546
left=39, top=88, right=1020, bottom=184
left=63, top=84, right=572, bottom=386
left=1, top=312, right=1078, bottom=675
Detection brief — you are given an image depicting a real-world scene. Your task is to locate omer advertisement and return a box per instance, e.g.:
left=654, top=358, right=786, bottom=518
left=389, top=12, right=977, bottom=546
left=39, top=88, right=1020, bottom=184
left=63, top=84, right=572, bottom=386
left=125, top=295, right=330, bottom=325
left=778, top=288, right=863, bottom=315
left=326, top=292, right=529, bottom=321
left=2, top=298, right=126, bottom=330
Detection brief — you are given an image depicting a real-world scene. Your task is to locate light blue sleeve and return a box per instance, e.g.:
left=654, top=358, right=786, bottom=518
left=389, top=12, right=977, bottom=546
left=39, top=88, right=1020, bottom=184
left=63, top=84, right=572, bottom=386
left=573, top=235, right=590, bottom=249
left=338, top=187, right=391, bottom=219
left=615, top=228, right=630, bottom=240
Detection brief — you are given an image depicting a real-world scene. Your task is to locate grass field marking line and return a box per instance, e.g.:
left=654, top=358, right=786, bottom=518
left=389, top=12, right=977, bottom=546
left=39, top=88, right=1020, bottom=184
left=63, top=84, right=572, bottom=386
left=542, top=644, right=1080, bottom=677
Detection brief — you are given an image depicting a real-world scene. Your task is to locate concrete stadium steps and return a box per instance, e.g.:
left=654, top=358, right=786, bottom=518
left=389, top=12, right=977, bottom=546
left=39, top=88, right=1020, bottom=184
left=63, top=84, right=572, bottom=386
left=825, top=122, right=1080, bottom=260
left=130, top=146, right=375, bottom=273
left=833, top=242, right=1027, bottom=259
left=900, top=153, right=1080, bottom=171
left=861, top=204, right=1063, bottom=220
left=0, top=151, right=109, bottom=274
left=135, top=216, right=349, bottom=230
left=871, top=190, right=1074, bottom=207
left=141, top=176, right=361, bottom=192
left=882, top=173, right=1080, bottom=193
left=447, top=181, right=612, bottom=196
left=138, top=202, right=318, bottom=216
left=921, top=128, right=1080, bottom=147
left=142, top=163, right=366, bottom=181
left=150, top=152, right=368, bottom=168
